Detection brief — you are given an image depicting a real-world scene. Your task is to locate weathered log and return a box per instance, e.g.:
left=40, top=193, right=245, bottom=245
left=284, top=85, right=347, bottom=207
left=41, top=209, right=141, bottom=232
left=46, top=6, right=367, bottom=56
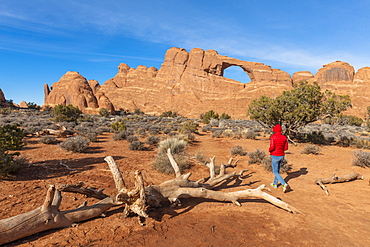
left=0, top=185, right=118, bottom=245
left=315, top=172, right=364, bottom=196
left=0, top=153, right=300, bottom=245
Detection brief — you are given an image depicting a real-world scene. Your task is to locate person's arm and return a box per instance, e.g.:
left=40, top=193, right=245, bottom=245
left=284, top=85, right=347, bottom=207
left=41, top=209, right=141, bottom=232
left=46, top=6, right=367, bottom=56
left=284, top=138, right=288, bottom=151
left=269, top=137, right=275, bottom=152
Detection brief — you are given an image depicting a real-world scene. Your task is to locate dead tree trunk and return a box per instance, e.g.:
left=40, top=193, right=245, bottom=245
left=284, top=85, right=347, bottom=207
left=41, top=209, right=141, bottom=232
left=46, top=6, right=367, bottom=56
left=315, top=172, right=364, bottom=195
left=0, top=154, right=300, bottom=245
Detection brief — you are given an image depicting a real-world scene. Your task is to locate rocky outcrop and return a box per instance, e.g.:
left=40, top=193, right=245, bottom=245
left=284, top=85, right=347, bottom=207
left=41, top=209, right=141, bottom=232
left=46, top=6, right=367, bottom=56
left=0, top=89, right=5, bottom=105
left=43, top=47, right=370, bottom=118
left=44, top=71, right=102, bottom=113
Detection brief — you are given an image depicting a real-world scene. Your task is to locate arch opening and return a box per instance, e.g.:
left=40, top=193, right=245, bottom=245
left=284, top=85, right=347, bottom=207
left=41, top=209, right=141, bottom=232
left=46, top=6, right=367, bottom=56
left=222, top=65, right=252, bottom=83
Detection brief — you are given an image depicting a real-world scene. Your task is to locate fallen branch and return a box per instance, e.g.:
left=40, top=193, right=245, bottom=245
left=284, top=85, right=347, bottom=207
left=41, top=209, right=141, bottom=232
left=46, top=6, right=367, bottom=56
left=315, top=172, right=364, bottom=195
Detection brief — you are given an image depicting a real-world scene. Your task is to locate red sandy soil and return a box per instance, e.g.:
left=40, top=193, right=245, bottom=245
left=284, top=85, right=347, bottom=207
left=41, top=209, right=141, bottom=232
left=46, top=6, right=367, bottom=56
left=1, top=131, right=370, bottom=246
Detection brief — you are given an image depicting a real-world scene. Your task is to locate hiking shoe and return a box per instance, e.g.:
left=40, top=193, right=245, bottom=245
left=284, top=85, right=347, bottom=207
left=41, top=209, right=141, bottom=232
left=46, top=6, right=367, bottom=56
left=270, top=183, right=278, bottom=189
left=283, top=183, right=290, bottom=193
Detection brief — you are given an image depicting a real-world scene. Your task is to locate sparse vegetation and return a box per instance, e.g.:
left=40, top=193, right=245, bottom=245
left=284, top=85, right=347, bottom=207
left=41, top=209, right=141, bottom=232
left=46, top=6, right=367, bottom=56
left=247, top=149, right=266, bottom=164
left=230, top=145, right=247, bottom=156
left=301, top=144, right=321, bottom=155
left=352, top=150, right=370, bottom=168
left=59, top=136, right=90, bottom=153
left=99, top=108, right=110, bottom=118
left=0, top=124, right=26, bottom=177
left=52, top=104, right=82, bottom=123
left=153, top=138, right=189, bottom=175
left=128, top=141, right=145, bottom=151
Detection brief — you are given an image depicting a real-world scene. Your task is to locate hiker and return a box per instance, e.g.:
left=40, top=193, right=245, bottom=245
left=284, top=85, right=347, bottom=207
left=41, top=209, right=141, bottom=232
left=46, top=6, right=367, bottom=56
left=269, top=124, right=290, bottom=193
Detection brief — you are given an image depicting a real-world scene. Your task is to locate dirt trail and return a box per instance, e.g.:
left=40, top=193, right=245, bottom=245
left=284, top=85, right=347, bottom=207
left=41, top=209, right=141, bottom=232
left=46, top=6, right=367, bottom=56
left=1, top=132, right=370, bottom=246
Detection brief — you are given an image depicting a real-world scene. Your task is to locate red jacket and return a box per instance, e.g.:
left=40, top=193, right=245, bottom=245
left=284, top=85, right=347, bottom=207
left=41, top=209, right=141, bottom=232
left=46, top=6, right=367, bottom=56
left=269, top=125, right=288, bottom=156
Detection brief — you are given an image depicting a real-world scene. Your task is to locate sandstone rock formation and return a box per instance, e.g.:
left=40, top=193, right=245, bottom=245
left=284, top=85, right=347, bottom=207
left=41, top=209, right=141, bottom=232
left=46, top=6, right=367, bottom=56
left=43, top=47, right=370, bottom=118
left=0, top=89, right=5, bottom=106
left=44, top=48, right=292, bottom=118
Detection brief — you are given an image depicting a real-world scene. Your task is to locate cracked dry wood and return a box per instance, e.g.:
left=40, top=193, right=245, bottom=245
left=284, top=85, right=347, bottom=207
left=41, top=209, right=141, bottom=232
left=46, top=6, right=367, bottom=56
left=315, top=172, right=364, bottom=196
left=0, top=153, right=301, bottom=245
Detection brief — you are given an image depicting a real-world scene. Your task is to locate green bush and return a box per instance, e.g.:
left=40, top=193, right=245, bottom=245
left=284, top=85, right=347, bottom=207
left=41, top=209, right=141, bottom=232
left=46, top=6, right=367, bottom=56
left=99, top=108, right=110, bottom=118
left=323, top=114, right=363, bottom=126
left=200, top=110, right=219, bottom=124
left=220, top=113, right=231, bottom=119
left=0, top=124, right=26, bottom=177
left=59, top=136, right=90, bottom=152
left=111, top=121, right=126, bottom=132
left=181, top=120, right=198, bottom=133
left=52, top=104, right=82, bottom=123
left=247, top=81, right=351, bottom=137
left=160, top=111, right=178, bottom=118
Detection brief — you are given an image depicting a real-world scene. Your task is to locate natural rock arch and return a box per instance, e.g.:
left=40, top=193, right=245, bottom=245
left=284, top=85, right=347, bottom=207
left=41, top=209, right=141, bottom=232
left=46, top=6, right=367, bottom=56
left=221, top=64, right=254, bottom=83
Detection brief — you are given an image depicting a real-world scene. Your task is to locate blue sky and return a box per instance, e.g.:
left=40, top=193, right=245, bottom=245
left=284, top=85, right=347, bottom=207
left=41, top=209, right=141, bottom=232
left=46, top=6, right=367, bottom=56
left=1, top=0, right=370, bottom=105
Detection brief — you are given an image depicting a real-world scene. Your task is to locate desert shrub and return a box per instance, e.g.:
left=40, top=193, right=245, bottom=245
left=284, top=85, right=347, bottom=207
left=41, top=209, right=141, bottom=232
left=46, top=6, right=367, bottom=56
left=0, top=153, right=28, bottom=176
left=0, top=124, right=26, bottom=177
left=220, top=113, right=231, bottom=119
left=323, top=114, right=363, bottom=126
left=177, top=133, right=195, bottom=142
left=211, top=130, right=223, bottom=138
left=128, top=141, right=145, bottom=151
left=82, top=132, right=98, bottom=142
left=352, top=150, right=370, bottom=168
left=153, top=153, right=189, bottom=175
left=153, top=138, right=189, bottom=175
left=298, top=131, right=327, bottom=144
left=113, top=130, right=131, bottom=141
left=26, top=102, right=40, bottom=110
left=39, top=136, right=58, bottom=145
left=111, top=121, right=126, bottom=132
left=200, top=110, right=219, bottom=124
left=0, top=107, right=12, bottom=115
left=201, top=125, right=212, bottom=132
left=181, top=120, right=198, bottom=133
left=247, top=149, right=266, bottom=164
left=52, top=104, right=82, bottom=123
left=301, top=144, right=321, bottom=155
left=146, top=135, right=160, bottom=146
left=262, top=156, right=291, bottom=173
left=354, top=139, right=370, bottom=149
left=136, top=128, right=147, bottom=137
left=242, top=129, right=257, bottom=140
left=158, top=138, right=187, bottom=155
left=222, top=129, right=233, bottom=138
left=160, top=111, right=178, bottom=118
left=168, top=131, right=179, bottom=137
left=162, top=127, right=172, bottom=134
left=99, top=108, right=110, bottom=118
left=126, top=135, right=139, bottom=143
left=0, top=124, right=25, bottom=151
left=338, top=135, right=355, bottom=147
left=230, top=145, right=247, bottom=156
left=59, top=136, right=90, bottom=153
left=209, top=118, right=219, bottom=127
left=134, top=108, right=144, bottom=115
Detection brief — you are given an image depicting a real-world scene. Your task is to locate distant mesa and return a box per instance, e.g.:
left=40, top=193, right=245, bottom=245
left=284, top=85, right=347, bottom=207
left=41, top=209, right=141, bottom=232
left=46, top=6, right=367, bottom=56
left=43, top=47, right=370, bottom=118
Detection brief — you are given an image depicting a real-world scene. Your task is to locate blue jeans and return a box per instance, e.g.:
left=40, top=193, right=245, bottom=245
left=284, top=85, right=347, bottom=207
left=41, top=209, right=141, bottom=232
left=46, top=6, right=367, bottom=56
left=271, top=155, right=286, bottom=185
